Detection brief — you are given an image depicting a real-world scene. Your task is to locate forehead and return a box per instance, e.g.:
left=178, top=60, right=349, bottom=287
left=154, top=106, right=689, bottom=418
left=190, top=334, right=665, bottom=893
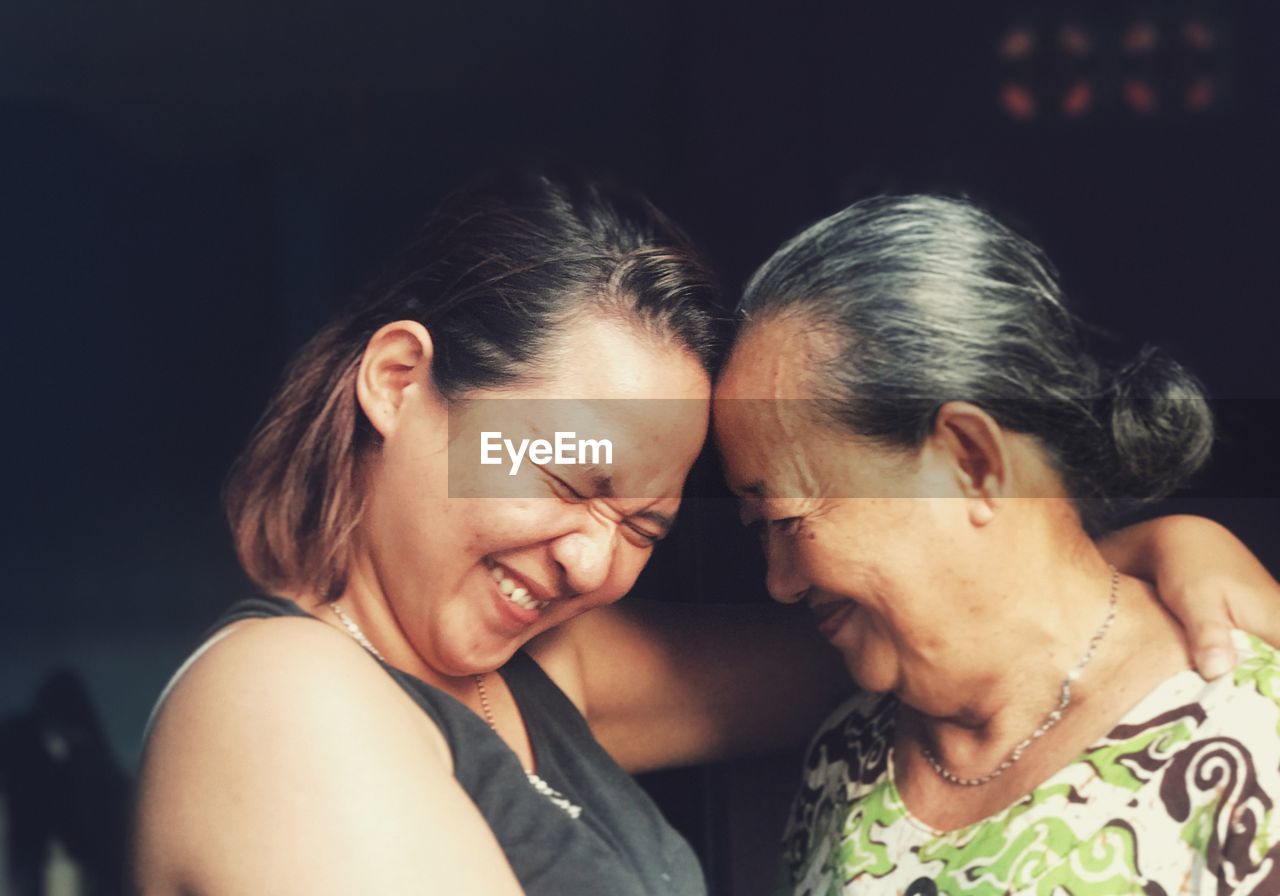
left=465, top=316, right=711, bottom=498
left=714, top=318, right=835, bottom=498
left=716, top=315, right=828, bottom=401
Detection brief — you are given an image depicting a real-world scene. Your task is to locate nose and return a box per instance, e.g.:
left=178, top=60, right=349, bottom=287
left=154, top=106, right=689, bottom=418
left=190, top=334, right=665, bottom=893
left=763, top=533, right=809, bottom=605
left=549, top=519, right=618, bottom=595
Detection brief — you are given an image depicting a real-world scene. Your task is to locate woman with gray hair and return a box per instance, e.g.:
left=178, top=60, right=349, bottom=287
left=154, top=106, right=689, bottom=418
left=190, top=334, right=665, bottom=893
left=135, top=173, right=1280, bottom=895
left=714, top=196, right=1280, bottom=894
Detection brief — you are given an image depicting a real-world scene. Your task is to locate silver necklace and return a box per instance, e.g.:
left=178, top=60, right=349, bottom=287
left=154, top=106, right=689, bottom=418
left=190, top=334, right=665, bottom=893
left=918, top=564, right=1120, bottom=788
left=329, top=602, right=582, bottom=819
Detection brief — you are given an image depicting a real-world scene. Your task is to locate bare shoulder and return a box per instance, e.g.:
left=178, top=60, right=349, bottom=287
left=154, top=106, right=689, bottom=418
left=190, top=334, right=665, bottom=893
left=135, top=616, right=522, bottom=895
left=145, top=615, right=449, bottom=766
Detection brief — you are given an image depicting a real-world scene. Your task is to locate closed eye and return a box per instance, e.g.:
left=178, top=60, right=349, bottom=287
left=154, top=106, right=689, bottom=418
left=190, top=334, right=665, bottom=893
left=622, top=521, right=664, bottom=547
left=546, top=468, right=666, bottom=546
left=744, top=516, right=802, bottom=542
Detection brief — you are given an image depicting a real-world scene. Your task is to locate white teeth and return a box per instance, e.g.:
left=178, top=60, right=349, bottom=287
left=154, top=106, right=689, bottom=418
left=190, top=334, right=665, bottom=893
left=487, top=562, right=550, bottom=612
left=506, top=587, right=548, bottom=611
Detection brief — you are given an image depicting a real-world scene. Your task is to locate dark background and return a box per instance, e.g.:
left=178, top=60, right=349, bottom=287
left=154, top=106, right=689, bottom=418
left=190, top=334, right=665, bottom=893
left=2, top=1, right=1277, bottom=893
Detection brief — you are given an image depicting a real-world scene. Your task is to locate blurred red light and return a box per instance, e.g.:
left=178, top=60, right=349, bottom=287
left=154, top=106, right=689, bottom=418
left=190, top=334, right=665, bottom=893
left=1123, top=80, right=1158, bottom=114
left=1183, top=20, right=1216, bottom=51
left=1060, top=25, right=1092, bottom=56
left=1123, top=21, right=1159, bottom=54
left=1186, top=77, right=1216, bottom=112
left=1062, top=81, right=1094, bottom=118
left=1001, top=27, right=1036, bottom=61
left=1000, top=83, right=1036, bottom=120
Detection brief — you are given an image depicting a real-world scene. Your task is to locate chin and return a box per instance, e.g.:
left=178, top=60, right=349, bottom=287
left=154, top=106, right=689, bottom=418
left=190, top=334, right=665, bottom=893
left=429, top=620, right=520, bottom=677
left=438, top=644, right=515, bottom=678
left=839, top=641, right=898, bottom=695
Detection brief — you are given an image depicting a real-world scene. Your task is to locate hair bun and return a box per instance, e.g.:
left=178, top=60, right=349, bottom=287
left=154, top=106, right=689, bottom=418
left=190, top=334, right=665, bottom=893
left=1101, top=346, right=1214, bottom=503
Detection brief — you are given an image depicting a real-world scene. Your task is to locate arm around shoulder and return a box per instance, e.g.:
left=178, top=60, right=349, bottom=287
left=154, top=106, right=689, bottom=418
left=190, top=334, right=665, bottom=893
left=534, top=600, right=849, bottom=774
left=133, top=617, right=524, bottom=895
left=1099, top=514, right=1280, bottom=676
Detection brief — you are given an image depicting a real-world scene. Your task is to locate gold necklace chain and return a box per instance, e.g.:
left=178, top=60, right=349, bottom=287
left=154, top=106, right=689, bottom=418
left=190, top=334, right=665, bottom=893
left=918, top=564, right=1120, bottom=787
left=329, top=602, right=495, bottom=726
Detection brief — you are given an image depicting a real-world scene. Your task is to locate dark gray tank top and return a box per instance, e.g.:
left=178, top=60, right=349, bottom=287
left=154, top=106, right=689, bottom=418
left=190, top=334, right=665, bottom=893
left=205, top=596, right=707, bottom=896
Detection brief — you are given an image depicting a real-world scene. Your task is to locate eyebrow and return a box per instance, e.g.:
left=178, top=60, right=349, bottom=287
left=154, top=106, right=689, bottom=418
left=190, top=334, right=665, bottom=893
left=731, top=480, right=767, bottom=499
left=581, top=466, right=615, bottom=498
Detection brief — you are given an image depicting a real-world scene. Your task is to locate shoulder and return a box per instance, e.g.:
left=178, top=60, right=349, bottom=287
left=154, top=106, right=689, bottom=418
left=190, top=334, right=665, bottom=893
left=1143, top=631, right=1280, bottom=888
left=1191, top=630, right=1280, bottom=746
left=135, top=616, right=468, bottom=893
left=1124, top=631, right=1280, bottom=786
left=141, top=617, right=453, bottom=798
left=1201, top=631, right=1280, bottom=770
left=789, top=689, right=894, bottom=829
left=147, top=615, right=450, bottom=762
left=802, top=688, right=896, bottom=779
left=1227, top=629, right=1280, bottom=709
left=779, top=690, right=893, bottom=892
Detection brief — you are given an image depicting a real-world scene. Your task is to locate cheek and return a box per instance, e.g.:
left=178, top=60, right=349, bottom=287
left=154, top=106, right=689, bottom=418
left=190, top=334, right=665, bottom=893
left=465, top=498, right=567, bottom=549
left=793, top=528, right=871, bottom=592
left=576, top=544, right=652, bottom=611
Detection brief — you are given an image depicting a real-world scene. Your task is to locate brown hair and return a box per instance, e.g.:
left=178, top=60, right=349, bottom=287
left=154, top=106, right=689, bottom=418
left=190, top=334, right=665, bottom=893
left=225, top=172, right=721, bottom=600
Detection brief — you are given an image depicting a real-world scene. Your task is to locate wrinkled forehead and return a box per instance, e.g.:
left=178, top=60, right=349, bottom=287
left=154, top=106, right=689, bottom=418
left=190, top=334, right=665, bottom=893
left=713, top=396, right=819, bottom=499
left=717, top=314, right=838, bottom=399
left=714, top=319, right=846, bottom=499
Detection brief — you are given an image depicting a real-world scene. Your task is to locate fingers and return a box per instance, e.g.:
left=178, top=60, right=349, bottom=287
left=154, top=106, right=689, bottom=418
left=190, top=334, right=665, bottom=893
left=1181, top=595, right=1237, bottom=678
left=1191, top=626, right=1237, bottom=680
left=1155, top=569, right=1241, bottom=678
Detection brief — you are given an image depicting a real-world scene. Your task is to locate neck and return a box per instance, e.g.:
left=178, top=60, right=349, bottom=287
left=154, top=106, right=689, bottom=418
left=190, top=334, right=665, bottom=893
left=293, top=557, right=477, bottom=700
left=903, top=532, right=1116, bottom=752
left=904, top=534, right=1188, bottom=782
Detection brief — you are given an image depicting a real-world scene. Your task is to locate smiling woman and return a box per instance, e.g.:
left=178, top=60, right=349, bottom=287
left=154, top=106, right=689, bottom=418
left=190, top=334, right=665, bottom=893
left=133, top=175, right=1280, bottom=896
left=328, top=314, right=708, bottom=674
left=716, top=195, right=1280, bottom=894
left=134, top=172, right=723, bottom=896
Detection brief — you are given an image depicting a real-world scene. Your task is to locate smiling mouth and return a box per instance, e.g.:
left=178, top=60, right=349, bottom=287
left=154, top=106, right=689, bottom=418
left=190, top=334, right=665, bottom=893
left=809, top=600, right=858, bottom=638
left=486, top=561, right=551, bottom=612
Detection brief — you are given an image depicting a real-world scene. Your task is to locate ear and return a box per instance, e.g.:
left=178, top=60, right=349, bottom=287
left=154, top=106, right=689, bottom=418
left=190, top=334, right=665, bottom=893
left=355, top=320, right=436, bottom=439
left=928, top=401, right=1010, bottom=527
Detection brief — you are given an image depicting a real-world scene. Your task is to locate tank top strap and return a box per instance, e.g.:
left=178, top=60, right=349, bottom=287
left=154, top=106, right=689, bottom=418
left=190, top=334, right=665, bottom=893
left=207, top=596, right=480, bottom=750
left=197, top=593, right=314, bottom=636
left=500, top=650, right=590, bottom=730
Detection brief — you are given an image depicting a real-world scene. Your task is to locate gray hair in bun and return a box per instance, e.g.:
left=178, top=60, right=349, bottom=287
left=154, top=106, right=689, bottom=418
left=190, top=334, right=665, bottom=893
left=736, top=194, right=1213, bottom=530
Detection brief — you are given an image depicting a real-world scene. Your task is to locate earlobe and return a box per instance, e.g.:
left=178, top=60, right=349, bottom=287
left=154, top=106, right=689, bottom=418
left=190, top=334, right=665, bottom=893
left=970, top=499, right=996, bottom=527
left=355, top=321, right=436, bottom=439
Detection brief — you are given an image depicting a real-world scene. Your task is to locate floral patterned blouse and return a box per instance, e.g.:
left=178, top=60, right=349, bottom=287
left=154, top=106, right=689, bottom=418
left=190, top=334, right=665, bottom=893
left=779, top=631, right=1280, bottom=895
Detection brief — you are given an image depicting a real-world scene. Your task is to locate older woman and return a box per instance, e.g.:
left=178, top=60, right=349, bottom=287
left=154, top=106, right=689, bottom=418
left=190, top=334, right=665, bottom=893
left=715, top=195, right=1280, bottom=894
left=136, top=176, right=1278, bottom=896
